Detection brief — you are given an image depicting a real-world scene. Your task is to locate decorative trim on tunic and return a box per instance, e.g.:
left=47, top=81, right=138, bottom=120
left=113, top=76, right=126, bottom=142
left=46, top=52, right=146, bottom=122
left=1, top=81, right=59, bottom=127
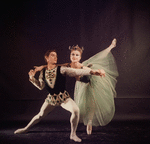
left=45, top=90, right=70, bottom=106
left=45, top=67, right=57, bottom=89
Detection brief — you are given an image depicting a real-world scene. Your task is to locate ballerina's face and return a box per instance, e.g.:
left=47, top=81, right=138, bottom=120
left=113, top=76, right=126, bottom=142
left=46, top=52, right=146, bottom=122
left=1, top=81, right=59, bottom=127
left=70, top=50, right=81, bottom=63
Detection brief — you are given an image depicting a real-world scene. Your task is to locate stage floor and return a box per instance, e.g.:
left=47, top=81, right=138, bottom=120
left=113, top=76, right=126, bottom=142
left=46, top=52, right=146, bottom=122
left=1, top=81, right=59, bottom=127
left=0, top=120, right=150, bottom=144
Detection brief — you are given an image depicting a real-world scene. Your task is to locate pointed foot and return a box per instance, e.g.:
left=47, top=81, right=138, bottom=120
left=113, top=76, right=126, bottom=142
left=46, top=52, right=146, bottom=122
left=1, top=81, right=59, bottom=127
left=110, top=38, right=117, bottom=49
left=14, top=128, right=28, bottom=134
left=86, top=120, right=92, bottom=135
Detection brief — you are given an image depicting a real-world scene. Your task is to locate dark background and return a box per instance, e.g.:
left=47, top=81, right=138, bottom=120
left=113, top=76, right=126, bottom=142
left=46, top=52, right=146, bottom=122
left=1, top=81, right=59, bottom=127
left=0, top=0, right=150, bottom=122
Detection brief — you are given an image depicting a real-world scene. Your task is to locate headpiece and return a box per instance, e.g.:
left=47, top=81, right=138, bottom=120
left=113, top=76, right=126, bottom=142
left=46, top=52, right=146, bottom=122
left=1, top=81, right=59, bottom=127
left=69, top=45, right=84, bottom=53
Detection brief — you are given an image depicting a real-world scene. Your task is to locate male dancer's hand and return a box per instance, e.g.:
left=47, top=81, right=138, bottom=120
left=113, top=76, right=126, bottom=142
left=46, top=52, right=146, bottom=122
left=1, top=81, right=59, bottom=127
left=99, top=69, right=105, bottom=77
left=28, top=69, right=36, bottom=79
left=90, top=69, right=105, bottom=77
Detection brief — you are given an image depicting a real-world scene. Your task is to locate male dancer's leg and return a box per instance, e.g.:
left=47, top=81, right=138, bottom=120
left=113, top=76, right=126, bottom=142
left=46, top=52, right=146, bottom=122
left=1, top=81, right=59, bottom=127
left=61, top=98, right=81, bottom=142
left=14, top=101, right=55, bottom=134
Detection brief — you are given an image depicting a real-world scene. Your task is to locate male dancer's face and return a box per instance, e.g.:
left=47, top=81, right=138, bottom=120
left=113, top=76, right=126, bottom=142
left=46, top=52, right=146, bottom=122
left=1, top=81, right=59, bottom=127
left=46, top=52, right=57, bottom=64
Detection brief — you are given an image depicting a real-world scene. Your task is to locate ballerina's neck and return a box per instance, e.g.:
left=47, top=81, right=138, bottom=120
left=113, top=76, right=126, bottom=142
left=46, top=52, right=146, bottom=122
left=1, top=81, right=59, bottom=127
left=70, top=62, right=81, bottom=68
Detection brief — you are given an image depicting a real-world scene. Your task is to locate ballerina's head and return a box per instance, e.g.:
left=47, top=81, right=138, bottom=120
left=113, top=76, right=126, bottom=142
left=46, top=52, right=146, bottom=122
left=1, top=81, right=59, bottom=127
left=69, top=45, right=84, bottom=63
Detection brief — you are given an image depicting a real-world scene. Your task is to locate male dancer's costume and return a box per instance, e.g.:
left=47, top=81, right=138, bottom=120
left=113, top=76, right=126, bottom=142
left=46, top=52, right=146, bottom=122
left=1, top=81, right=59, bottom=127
left=30, top=66, right=92, bottom=106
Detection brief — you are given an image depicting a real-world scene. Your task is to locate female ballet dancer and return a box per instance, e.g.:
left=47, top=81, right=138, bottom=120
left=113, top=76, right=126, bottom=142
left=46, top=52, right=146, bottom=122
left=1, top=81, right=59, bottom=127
left=69, top=39, right=119, bottom=135
left=35, top=39, right=118, bottom=135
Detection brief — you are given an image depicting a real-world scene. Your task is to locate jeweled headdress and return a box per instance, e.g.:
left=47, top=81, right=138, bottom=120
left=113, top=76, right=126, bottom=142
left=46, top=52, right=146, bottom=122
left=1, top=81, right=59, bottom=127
left=69, top=45, right=84, bottom=53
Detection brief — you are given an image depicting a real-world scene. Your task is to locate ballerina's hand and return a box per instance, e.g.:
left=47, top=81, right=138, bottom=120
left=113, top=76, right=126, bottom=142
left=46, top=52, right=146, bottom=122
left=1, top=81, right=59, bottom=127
left=34, top=65, right=46, bottom=72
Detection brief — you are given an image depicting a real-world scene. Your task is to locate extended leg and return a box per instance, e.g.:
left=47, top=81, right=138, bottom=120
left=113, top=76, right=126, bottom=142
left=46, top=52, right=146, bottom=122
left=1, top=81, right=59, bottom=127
left=14, top=101, right=55, bottom=134
left=61, top=98, right=81, bottom=142
left=107, top=38, right=117, bottom=51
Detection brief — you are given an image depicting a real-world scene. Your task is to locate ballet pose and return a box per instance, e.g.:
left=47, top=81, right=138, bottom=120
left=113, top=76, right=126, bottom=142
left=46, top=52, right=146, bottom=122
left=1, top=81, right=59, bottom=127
left=69, top=39, right=119, bottom=135
left=34, top=39, right=118, bottom=135
left=14, top=49, right=104, bottom=142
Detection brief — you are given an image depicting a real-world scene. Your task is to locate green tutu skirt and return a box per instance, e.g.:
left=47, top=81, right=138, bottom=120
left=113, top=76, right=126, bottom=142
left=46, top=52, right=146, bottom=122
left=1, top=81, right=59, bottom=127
left=74, top=47, right=119, bottom=126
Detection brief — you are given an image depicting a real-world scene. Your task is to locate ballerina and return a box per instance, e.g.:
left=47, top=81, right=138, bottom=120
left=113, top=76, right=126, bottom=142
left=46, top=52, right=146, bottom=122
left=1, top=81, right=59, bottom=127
left=68, top=38, right=118, bottom=135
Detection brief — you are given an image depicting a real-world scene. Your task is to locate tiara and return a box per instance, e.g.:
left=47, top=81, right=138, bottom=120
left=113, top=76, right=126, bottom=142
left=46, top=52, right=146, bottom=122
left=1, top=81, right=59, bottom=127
left=69, top=45, right=84, bottom=52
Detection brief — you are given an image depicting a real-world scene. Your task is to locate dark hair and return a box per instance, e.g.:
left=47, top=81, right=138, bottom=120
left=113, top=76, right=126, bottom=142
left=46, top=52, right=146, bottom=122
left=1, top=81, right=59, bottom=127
left=44, top=49, right=57, bottom=63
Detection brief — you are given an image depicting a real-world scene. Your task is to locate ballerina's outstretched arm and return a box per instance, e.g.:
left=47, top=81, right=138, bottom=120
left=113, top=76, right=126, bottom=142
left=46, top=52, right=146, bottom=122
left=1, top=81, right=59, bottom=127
left=34, top=65, right=47, bottom=72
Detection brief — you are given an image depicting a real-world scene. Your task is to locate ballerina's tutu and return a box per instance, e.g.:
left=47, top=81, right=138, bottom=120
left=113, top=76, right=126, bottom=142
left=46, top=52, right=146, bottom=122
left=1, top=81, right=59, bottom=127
left=74, top=47, right=119, bottom=126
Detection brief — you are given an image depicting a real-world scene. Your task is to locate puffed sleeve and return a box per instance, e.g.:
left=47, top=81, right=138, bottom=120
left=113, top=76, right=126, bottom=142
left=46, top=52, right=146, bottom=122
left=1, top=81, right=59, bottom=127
left=29, top=70, right=45, bottom=90
left=60, top=66, right=91, bottom=77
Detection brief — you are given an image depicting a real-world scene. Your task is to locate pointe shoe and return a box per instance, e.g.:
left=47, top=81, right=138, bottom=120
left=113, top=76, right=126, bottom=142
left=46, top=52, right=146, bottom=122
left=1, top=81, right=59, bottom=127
left=111, top=38, right=117, bottom=48
left=86, top=120, right=92, bottom=135
left=14, top=128, right=28, bottom=134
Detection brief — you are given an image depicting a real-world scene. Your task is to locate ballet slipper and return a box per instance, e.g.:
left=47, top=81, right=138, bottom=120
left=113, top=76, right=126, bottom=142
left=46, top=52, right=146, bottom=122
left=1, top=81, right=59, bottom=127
left=86, top=120, right=92, bottom=135
left=70, top=134, right=82, bottom=142
left=110, top=38, right=117, bottom=49
left=106, top=38, right=117, bottom=52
